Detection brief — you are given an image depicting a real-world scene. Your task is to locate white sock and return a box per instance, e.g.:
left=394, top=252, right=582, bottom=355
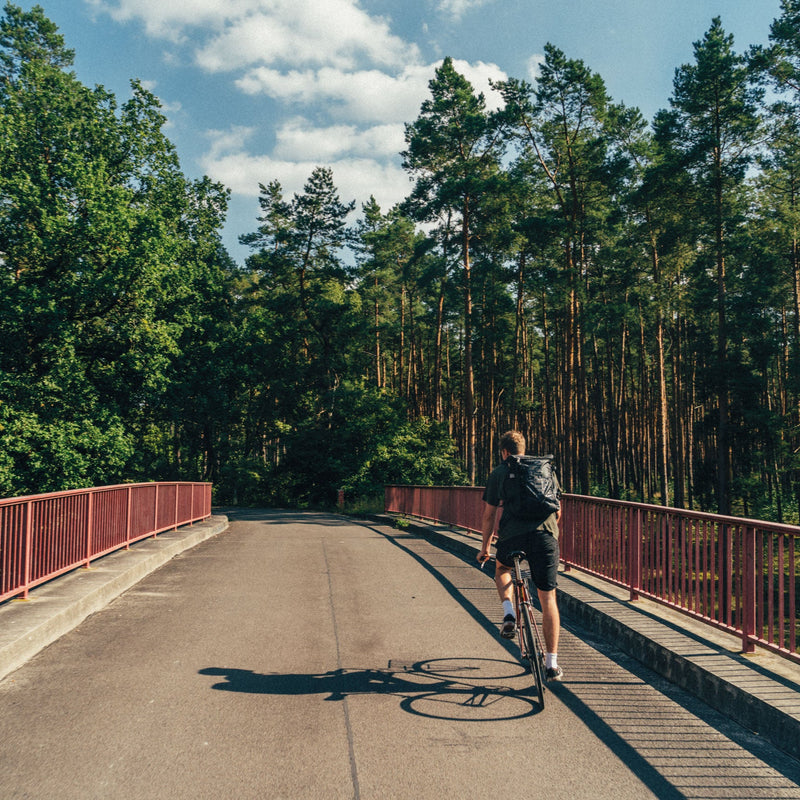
left=546, top=653, right=558, bottom=670
left=502, top=599, right=515, bottom=618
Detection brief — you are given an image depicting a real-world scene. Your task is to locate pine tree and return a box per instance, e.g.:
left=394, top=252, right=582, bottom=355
left=655, top=18, right=762, bottom=514
left=403, top=57, right=505, bottom=483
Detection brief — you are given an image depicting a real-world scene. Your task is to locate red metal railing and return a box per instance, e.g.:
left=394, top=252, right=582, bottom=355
left=0, top=482, right=212, bottom=602
left=385, top=485, right=800, bottom=664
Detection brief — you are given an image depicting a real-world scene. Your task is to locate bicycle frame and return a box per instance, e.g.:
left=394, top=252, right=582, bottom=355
left=509, top=552, right=547, bottom=706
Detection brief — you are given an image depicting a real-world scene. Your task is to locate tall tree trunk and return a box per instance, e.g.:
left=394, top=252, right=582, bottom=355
left=462, top=209, right=476, bottom=484
left=791, top=213, right=800, bottom=427
left=541, top=292, right=557, bottom=457
left=648, top=221, right=671, bottom=507
left=373, top=276, right=382, bottom=388
left=715, top=164, right=731, bottom=515
left=511, top=252, right=525, bottom=425
left=399, top=285, right=406, bottom=399
left=672, top=320, right=686, bottom=508
left=433, top=282, right=446, bottom=420
left=656, top=311, right=670, bottom=507
left=433, top=222, right=452, bottom=422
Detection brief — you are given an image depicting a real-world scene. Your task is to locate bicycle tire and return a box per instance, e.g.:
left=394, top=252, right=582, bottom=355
left=520, top=601, right=546, bottom=707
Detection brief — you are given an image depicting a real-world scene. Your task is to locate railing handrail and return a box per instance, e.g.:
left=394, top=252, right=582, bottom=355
left=386, top=484, right=800, bottom=535
left=385, top=484, right=800, bottom=665
left=0, top=481, right=199, bottom=506
left=0, top=481, right=212, bottom=603
left=565, top=493, right=800, bottom=536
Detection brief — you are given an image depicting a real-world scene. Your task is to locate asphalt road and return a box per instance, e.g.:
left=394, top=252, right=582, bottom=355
left=0, top=510, right=798, bottom=799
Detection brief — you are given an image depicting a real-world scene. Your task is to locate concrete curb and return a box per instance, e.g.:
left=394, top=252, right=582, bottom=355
left=555, top=587, right=800, bottom=762
left=368, top=513, right=800, bottom=763
left=0, top=515, right=229, bottom=682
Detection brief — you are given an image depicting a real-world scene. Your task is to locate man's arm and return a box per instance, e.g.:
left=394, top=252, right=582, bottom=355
left=477, top=502, right=498, bottom=565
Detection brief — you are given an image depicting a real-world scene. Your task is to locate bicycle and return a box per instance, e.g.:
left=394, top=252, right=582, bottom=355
left=506, top=550, right=547, bottom=707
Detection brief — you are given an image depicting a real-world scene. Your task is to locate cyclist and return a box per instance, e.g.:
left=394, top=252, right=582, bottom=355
left=477, top=430, right=564, bottom=681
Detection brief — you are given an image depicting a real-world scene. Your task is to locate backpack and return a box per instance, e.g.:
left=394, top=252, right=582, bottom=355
left=502, top=454, right=561, bottom=521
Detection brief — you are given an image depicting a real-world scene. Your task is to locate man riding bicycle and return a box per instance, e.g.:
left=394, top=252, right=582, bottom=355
left=477, top=430, right=564, bottom=681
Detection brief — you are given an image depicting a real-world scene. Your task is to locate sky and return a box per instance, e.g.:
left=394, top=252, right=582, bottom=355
left=16, top=0, right=785, bottom=264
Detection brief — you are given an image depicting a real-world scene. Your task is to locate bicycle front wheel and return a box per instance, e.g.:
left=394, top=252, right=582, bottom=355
left=519, top=602, right=546, bottom=707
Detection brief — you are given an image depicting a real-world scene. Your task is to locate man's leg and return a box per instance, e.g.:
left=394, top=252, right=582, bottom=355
left=494, top=561, right=514, bottom=603
left=537, top=587, right=560, bottom=655
left=537, top=587, right=563, bottom=680
left=494, top=560, right=516, bottom=638
left=527, top=527, right=564, bottom=680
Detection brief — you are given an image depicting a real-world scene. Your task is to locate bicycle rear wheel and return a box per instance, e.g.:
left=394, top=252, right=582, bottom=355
left=519, top=601, right=546, bottom=707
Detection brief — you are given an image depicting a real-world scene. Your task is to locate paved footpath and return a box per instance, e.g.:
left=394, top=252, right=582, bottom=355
left=0, top=509, right=799, bottom=799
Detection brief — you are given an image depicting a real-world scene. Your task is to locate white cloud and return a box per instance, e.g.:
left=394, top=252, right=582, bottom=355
left=236, top=64, right=435, bottom=123
left=86, top=0, right=253, bottom=40
left=527, top=54, right=545, bottom=82
left=89, top=0, right=505, bottom=120
left=199, top=53, right=507, bottom=216
left=204, top=126, right=258, bottom=161
left=437, top=0, right=492, bottom=19
left=237, top=60, right=507, bottom=122
left=449, top=59, right=508, bottom=111
left=91, top=0, right=417, bottom=71
left=273, top=118, right=405, bottom=161
left=200, top=130, right=410, bottom=213
left=92, top=0, right=506, bottom=220
left=196, top=0, right=416, bottom=72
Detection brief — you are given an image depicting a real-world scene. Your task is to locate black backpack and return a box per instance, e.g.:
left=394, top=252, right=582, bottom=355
left=502, top=454, right=561, bottom=521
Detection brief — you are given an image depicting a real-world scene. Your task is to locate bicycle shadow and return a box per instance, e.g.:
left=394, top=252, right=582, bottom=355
left=199, top=658, right=543, bottom=721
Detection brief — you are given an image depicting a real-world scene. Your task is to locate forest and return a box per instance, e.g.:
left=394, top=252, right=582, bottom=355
left=2, top=2, right=800, bottom=522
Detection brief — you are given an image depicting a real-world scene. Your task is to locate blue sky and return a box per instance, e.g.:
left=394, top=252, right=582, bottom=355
left=19, top=0, right=784, bottom=264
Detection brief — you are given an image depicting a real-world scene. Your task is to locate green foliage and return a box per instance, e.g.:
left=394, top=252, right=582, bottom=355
left=340, top=416, right=469, bottom=499
left=257, top=385, right=467, bottom=508
left=0, top=387, right=133, bottom=496
left=0, top=3, right=234, bottom=497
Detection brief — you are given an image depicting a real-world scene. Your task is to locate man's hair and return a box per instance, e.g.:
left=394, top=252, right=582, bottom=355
left=500, top=430, right=525, bottom=456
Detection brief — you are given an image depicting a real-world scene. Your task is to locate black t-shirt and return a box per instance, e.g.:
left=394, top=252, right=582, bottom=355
left=482, top=460, right=560, bottom=541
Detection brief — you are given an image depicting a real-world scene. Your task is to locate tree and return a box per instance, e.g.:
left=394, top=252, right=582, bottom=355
left=403, top=57, right=505, bottom=483
left=654, top=18, right=762, bottom=514
left=0, top=3, right=233, bottom=494
left=274, top=385, right=468, bottom=506
left=496, top=44, right=616, bottom=493
left=241, top=168, right=356, bottom=396
left=756, top=0, right=800, bottom=95
left=751, top=0, right=800, bottom=518
left=352, top=198, right=424, bottom=393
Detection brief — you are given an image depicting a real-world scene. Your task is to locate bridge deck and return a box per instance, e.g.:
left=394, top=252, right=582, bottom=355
left=0, top=509, right=798, bottom=799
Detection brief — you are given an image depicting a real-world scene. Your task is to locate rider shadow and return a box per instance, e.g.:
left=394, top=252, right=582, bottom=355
left=199, top=659, right=543, bottom=721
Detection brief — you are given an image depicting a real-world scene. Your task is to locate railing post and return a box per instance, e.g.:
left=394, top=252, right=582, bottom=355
left=22, top=500, right=33, bottom=599
left=561, top=498, right=572, bottom=572
left=629, top=506, right=642, bottom=601
left=153, top=484, right=159, bottom=538
left=742, top=525, right=757, bottom=653
left=125, top=485, right=132, bottom=550
left=85, top=490, right=94, bottom=568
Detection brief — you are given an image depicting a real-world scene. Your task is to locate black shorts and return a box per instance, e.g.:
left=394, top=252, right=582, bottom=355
left=495, top=531, right=560, bottom=592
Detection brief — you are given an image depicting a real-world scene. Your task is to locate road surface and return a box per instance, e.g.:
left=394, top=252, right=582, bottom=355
left=0, top=510, right=798, bottom=799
